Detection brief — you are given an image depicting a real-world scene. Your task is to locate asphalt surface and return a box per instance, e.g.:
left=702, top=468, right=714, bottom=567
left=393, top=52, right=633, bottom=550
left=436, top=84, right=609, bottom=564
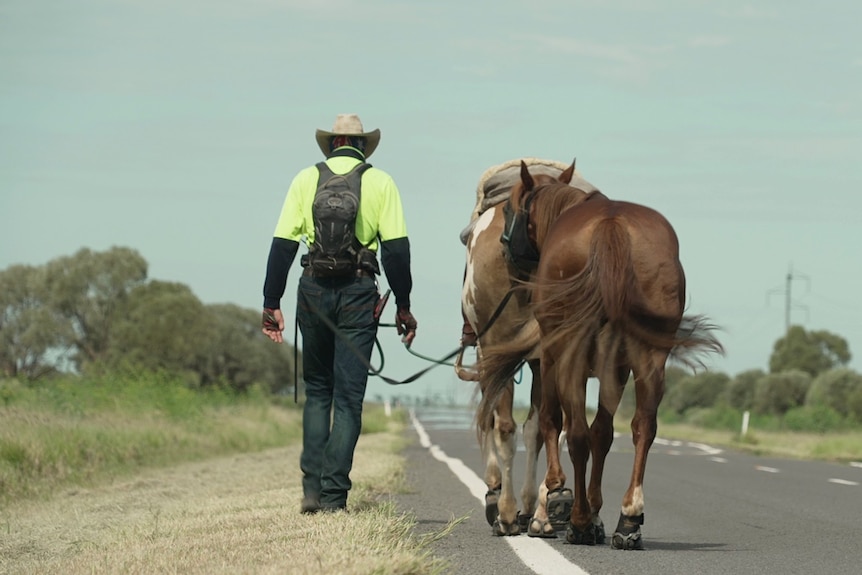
left=396, top=406, right=862, bottom=575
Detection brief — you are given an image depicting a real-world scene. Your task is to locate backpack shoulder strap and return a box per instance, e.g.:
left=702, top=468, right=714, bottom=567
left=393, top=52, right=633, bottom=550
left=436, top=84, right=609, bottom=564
left=315, top=161, right=370, bottom=183
left=346, top=163, right=372, bottom=249
left=343, top=162, right=371, bottom=198
left=315, top=161, right=335, bottom=183
left=347, top=162, right=372, bottom=179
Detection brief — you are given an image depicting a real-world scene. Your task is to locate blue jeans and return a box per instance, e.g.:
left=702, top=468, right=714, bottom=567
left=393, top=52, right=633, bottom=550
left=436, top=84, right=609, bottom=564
left=296, top=273, right=379, bottom=509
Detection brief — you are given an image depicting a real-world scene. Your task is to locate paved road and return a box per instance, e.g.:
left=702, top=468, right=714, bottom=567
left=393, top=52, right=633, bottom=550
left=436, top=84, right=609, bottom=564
left=397, top=406, right=862, bottom=575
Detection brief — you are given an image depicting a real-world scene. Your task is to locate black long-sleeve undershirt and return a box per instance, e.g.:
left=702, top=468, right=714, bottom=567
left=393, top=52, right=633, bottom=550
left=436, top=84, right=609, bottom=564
left=380, top=236, right=412, bottom=310
left=262, top=237, right=299, bottom=309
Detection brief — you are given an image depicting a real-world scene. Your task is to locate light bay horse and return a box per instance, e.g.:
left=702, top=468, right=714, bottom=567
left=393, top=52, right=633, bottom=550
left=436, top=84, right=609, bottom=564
left=455, top=158, right=599, bottom=536
left=477, top=161, right=723, bottom=548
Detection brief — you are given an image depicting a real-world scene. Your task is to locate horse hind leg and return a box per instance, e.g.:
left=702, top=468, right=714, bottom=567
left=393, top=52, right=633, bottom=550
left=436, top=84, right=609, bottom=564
left=487, top=384, right=521, bottom=536
left=613, top=349, right=667, bottom=550
left=480, top=424, right=502, bottom=525
left=562, top=372, right=597, bottom=546
left=527, top=357, right=566, bottom=539
left=519, top=360, right=544, bottom=530
left=588, top=362, right=630, bottom=546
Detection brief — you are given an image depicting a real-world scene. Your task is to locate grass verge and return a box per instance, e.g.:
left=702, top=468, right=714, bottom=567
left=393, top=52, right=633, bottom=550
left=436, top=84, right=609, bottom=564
left=654, top=421, right=862, bottom=462
left=0, top=375, right=456, bottom=575
left=512, top=405, right=862, bottom=462
left=0, top=374, right=301, bottom=506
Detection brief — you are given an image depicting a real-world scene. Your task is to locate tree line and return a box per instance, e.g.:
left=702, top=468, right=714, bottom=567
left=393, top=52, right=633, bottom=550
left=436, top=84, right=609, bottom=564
left=655, top=325, right=862, bottom=429
left=3, top=246, right=860, bottom=426
left=0, top=246, right=297, bottom=394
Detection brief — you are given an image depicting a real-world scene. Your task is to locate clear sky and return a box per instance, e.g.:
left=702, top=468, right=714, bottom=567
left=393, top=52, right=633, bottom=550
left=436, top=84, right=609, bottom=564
left=2, top=0, right=861, bottom=406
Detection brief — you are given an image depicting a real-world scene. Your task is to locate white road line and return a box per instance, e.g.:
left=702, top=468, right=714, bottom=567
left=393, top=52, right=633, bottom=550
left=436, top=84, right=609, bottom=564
left=710, top=457, right=728, bottom=463
left=827, top=478, right=860, bottom=486
left=410, top=409, right=590, bottom=575
left=687, top=441, right=723, bottom=456
left=653, top=437, right=723, bottom=456
left=849, top=462, right=862, bottom=469
left=755, top=466, right=780, bottom=473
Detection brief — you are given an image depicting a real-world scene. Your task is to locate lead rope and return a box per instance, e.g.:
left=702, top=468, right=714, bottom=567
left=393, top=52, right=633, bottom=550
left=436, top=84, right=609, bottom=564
left=290, top=284, right=522, bottom=402
left=294, top=317, right=299, bottom=404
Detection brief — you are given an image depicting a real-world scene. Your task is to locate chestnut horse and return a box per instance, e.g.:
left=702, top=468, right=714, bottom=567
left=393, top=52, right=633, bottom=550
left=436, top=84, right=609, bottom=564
left=477, top=161, right=722, bottom=548
left=455, top=158, right=599, bottom=535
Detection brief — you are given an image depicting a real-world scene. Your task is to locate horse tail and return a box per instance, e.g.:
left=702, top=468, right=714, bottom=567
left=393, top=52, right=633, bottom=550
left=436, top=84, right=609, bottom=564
left=668, top=314, right=724, bottom=369
left=536, top=219, right=635, bottom=380
left=539, top=218, right=723, bottom=379
left=593, top=219, right=637, bottom=324
left=593, top=218, right=724, bottom=368
left=475, top=319, right=540, bottom=433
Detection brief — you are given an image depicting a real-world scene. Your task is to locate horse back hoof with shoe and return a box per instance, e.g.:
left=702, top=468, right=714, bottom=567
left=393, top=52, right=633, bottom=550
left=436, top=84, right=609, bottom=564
left=545, top=487, right=574, bottom=530
left=527, top=517, right=558, bottom=538
left=565, top=521, right=598, bottom=545
left=492, top=517, right=522, bottom=536
left=484, top=489, right=500, bottom=526
left=611, top=512, right=645, bottom=550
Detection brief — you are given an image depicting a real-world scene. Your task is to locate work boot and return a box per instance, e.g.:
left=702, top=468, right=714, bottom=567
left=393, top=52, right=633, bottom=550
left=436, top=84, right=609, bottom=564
left=301, top=496, right=321, bottom=514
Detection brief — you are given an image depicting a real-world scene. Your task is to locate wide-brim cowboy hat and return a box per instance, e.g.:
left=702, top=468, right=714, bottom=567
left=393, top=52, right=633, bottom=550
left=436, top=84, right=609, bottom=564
left=315, top=113, right=381, bottom=158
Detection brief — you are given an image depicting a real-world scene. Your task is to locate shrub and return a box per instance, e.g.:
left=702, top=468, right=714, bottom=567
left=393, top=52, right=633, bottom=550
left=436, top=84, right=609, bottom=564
left=685, top=405, right=744, bottom=431
left=753, top=370, right=811, bottom=415
left=664, top=371, right=730, bottom=415
left=783, top=405, right=846, bottom=433
left=806, top=368, right=862, bottom=418
left=725, top=369, right=765, bottom=411
left=847, top=387, right=862, bottom=424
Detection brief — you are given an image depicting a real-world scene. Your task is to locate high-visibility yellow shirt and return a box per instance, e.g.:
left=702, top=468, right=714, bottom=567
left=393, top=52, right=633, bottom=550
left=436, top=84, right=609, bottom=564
left=273, top=155, right=408, bottom=251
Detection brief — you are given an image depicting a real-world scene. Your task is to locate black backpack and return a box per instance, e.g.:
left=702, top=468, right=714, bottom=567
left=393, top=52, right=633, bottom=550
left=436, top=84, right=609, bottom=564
left=307, top=161, right=372, bottom=276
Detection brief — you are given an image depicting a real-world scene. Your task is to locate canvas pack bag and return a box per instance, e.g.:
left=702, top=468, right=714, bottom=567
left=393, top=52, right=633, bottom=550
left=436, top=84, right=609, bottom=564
left=307, top=161, right=372, bottom=276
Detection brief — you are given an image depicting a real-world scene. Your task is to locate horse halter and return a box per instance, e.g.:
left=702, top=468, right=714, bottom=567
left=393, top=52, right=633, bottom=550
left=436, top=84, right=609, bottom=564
left=501, top=188, right=540, bottom=274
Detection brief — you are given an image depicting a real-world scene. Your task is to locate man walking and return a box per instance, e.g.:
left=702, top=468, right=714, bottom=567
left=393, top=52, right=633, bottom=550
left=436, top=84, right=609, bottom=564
left=261, top=114, right=417, bottom=513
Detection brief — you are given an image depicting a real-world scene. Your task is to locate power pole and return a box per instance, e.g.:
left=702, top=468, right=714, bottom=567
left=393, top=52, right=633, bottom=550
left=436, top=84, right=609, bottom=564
left=784, top=267, right=792, bottom=333
left=767, top=264, right=810, bottom=333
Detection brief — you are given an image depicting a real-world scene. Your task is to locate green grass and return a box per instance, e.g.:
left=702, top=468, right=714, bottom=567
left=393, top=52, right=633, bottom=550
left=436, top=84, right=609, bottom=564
left=653, top=421, right=862, bottom=461
left=0, top=373, right=302, bottom=506
left=0, top=373, right=416, bottom=508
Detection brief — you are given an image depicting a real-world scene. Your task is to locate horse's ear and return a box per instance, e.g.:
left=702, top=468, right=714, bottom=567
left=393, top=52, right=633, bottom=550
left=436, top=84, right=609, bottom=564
left=558, top=158, right=576, bottom=184
left=520, top=160, right=535, bottom=191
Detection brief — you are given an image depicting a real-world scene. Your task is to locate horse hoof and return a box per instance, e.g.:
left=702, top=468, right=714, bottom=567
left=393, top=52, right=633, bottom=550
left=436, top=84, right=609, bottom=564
left=565, top=521, right=597, bottom=545
left=546, top=488, right=573, bottom=530
left=611, top=512, right=644, bottom=550
left=611, top=530, right=643, bottom=550
left=484, top=489, right=500, bottom=526
left=592, top=516, right=606, bottom=545
left=492, top=517, right=521, bottom=537
left=527, top=517, right=557, bottom=538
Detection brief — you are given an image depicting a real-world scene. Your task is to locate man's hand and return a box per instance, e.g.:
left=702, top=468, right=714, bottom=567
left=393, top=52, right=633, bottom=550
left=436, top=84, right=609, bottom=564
left=262, top=308, right=285, bottom=343
left=395, top=307, right=418, bottom=347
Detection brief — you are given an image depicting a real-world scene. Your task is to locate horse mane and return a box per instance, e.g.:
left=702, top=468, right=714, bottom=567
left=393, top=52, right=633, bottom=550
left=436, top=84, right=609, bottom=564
left=511, top=181, right=594, bottom=248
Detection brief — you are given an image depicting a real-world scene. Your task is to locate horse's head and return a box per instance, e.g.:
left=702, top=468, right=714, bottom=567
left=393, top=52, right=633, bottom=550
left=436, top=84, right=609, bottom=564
left=502, top=159, right=576, bottom=273
left=504, top=158, right=589, bottom=260
left=513, top=158, right=576, bottom=209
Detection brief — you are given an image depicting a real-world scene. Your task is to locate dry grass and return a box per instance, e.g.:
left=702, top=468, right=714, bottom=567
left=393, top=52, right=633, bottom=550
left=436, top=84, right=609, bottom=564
left=0, top=419, right=453, bottom=575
